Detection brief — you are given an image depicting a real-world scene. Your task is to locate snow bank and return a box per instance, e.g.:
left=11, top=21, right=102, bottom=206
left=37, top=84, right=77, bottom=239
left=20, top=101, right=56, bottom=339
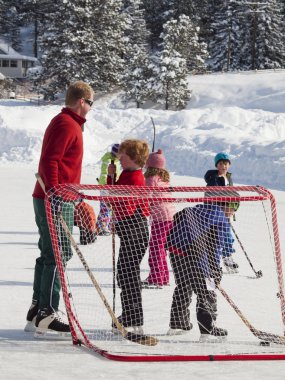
left=0, top=70, right=284, bottom=190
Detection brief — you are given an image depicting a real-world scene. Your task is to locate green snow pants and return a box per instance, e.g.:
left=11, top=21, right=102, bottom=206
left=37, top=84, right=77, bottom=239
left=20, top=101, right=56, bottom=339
left=32, top=197, right=74, bottom=310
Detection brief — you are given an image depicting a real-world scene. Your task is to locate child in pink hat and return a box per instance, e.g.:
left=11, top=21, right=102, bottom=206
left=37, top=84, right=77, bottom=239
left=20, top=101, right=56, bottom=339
left=142, top=149, right=176, bottom=288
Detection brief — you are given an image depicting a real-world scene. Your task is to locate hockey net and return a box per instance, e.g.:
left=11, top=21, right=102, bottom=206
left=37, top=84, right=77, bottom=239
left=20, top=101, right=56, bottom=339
left=45, top=183, right=285, bottom=361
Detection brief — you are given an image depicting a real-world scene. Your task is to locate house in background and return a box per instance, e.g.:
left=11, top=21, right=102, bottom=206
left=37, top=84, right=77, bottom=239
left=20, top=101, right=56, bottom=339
left=0, top=42, right=38, bottom=79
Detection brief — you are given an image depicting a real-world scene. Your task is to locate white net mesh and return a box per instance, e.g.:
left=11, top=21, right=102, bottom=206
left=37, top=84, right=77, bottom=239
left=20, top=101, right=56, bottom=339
left=45, top=184, right=285, bottom=360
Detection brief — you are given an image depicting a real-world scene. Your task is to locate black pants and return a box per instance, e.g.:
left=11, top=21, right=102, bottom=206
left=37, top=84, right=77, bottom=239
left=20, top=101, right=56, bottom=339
left=115, top=211, right=149, bottom=326
left=169, top=252, right=217, bottom=333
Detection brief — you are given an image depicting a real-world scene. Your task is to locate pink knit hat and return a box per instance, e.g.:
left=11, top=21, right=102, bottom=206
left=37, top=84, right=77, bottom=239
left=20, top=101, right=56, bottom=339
left=146, top=149, right=166, bottom=169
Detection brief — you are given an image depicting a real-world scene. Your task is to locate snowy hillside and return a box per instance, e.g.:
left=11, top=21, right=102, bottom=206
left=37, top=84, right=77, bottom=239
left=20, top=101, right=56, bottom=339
left=0, top=70, right=284, bottom=190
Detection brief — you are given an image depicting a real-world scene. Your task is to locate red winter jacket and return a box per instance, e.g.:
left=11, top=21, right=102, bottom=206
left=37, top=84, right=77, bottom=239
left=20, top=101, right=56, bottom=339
left=33, top=107, right=86, bottom=199
left=107, top=169, right=150, bottom=220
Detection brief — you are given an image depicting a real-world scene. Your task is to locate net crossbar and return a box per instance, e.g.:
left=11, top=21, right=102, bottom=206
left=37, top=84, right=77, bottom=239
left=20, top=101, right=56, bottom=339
left=45, top=184, right=285, bottom=361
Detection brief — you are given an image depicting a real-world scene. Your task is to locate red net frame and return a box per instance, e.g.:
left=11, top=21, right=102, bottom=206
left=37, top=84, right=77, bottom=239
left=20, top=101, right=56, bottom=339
left=45, top=184, right=285, bottom=361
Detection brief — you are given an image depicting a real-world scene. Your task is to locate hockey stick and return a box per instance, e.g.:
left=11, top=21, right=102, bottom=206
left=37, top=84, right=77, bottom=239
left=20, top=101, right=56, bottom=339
left=150, top=117, right=156, bottom=152
left=35, top=174, right=157, bottom=346
left=231, top=223, right=263, bottom=278
left=217, top=284, right=285, bottom=345
left=111, top=223, right=116, bottom=313
left=110, top=160, right=116, bottom=314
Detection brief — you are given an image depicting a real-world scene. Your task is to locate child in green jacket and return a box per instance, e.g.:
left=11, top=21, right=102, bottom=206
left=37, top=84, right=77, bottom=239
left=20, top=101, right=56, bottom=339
left=96, top=144, right=120, bottom=235
left=98, top=144, right=121, bottom=184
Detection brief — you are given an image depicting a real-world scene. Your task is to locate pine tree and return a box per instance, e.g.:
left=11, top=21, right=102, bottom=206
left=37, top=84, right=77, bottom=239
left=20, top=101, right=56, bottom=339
left=19, top=0, right=54, bottom=58
left=91, top=0, right=128, bottom=91
left=161, top=14, right=208, bottom=72
left=207, top=0, right=244, bottom=72
left=241, top=0, right=284, bottom=70
left=142, top=0, right=173, bottom=49
left=123, top=0, right=150, bottom=48
left=36, top=0, right=128, bottom=95
left=8, top=7, right=22, bottom=51
left=208, top=0, right=285, bottom=71
left=193, top=0, right=211, bottom=23
left=122, top=49, right=152, bottom=107
left=167, top=0, right=196, bottom=20
left=122, top=0, right=152, bottom=107
left=38, top=0, right=98, bottom=97
left=0, top=1, right=22, bottom=51
left=150, top=49, right=191, bottom=110
left=198, top=0, right=217, bottom=47
left=149, top=19, right=192, bottom=110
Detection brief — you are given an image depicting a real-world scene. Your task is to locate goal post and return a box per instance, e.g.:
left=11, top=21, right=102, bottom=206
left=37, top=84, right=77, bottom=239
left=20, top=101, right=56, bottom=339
left=44, top=183, right=285, bottom=361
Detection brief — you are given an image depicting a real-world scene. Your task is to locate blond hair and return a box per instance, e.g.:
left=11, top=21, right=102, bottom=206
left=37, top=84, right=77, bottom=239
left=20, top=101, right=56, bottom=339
left=144, top=167, right=170, bottom=182
left=119, top=139, right=149, bottom=168
left=65, top=81, right=94, bottom=106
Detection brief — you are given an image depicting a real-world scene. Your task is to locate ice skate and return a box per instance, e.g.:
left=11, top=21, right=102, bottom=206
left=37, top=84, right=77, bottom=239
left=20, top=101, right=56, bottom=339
left=24, top=299, right=39, bottom=332
left=34, top=307, right=71, bottom=339
left=167, top=323, right=193, bottom=336
left=111, top=316, right=144, bottom=335
left=199, top=325, right=228, bottom=342
left=223, top=256, right=239, bottom=273
left=112, top=325, right=144, bottom=335
left=141, top=279, right=163, bottom=289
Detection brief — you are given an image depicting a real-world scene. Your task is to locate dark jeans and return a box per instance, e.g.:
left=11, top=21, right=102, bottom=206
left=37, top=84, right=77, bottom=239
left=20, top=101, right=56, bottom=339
left=169, top=252, right=217, bottom=333
left=33, top=197, right=74, bottom=310
left=115, top=211, right=149, bottom=326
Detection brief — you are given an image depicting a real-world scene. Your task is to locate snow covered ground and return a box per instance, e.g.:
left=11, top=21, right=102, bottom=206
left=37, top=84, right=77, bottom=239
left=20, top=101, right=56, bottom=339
left=1, top=71, right=285, bottom=378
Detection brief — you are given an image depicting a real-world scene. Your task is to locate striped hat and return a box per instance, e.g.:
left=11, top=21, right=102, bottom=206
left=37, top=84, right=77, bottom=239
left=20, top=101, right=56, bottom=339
left=111, top=144, right=120, bottom=156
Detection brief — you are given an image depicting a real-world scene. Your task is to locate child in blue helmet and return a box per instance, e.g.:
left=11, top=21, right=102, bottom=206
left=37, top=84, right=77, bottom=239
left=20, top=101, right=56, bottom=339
left=205, top=152, right=233, bottom=186
left=204, top=152, right=238, bottom=272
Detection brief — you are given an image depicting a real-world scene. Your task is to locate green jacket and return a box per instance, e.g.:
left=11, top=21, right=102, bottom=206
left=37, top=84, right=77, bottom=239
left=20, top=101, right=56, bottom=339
left=98, top=152, right=121, bottom=184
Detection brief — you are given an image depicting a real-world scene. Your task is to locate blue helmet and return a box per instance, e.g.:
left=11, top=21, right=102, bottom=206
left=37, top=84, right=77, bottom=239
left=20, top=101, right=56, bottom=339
left=214, top=152, right=231, bottom=167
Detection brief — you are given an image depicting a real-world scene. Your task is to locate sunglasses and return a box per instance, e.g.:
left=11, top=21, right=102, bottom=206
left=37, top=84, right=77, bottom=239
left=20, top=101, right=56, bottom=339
left=84, top=98, right=93, bottom=107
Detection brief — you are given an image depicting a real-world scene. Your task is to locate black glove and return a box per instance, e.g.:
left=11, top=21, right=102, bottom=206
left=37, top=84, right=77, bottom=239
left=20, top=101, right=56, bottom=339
left=211, top=266, right=223, bottom=286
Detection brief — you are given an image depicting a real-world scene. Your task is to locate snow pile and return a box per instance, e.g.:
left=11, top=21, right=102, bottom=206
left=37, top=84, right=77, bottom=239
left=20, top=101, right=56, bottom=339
left=0, top=70, right=284, bottom=190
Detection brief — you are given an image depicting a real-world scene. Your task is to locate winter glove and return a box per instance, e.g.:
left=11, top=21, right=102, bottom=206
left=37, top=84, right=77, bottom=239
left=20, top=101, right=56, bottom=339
left=210, top=266, right=223, bottom=287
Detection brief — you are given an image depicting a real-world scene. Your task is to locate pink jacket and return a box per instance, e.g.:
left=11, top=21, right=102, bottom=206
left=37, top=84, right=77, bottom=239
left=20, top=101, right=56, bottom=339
left=145, top=175, right=176, bottom=221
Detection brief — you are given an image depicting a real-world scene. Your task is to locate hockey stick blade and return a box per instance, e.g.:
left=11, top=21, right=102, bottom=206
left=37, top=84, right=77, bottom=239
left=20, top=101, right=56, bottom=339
left=125, top=331, right=158, bottom=346
left=256, top=270, right=263, bottom=278
left=251, top=329, right=285, bottom=345
left=218, top=285, right=285, bottom=345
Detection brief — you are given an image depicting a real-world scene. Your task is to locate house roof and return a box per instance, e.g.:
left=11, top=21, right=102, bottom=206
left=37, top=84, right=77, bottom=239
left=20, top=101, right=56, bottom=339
left=0, top=42, right=38, bottom=62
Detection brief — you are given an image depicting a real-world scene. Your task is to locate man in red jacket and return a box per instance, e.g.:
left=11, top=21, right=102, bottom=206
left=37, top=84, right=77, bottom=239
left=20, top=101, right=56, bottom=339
left=25, top=81, right=94, bottom=337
